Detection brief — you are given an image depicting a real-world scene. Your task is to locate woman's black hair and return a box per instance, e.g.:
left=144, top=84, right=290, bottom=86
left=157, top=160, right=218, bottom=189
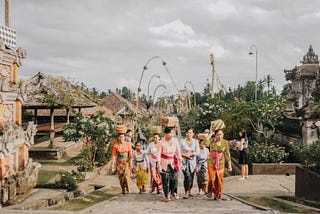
left=238, top=130, right=247, bottom=140
left=135, top=141, right=142, bottom=146
left=164, top=127, right=172, bottom=134
left=214, top=129, right=223, bottom=135
left=185, top=127, right=193, bottom=133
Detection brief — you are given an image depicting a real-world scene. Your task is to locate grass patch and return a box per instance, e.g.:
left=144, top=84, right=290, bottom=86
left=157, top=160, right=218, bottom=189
left=39, top=153, right=83, bottom=166
left=37, top=171, right=59, bottom=186
left=277, top=196, right=320, bottom=209
left=239, top=196, right=317, bottom=213
left=50, top=189, right=117, bottom=211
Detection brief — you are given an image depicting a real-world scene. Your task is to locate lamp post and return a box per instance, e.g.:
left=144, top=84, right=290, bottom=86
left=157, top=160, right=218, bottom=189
left=184, top=81, right=197, bottom=107
left=249, top=44, right=258, bottom=102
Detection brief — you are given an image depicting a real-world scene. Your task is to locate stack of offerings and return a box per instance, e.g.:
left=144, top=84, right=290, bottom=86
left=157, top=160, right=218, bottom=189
left=150, top=126, right=162, bottom=135
left=161, top=117, right=179, bottom=128
left=116, top=125, right=127, bottom=134
left=210, top=119, right=225, bottom=131
left=197, top=133, right=208, bottom=141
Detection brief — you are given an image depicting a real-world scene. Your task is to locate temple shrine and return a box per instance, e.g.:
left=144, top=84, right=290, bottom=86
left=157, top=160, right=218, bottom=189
left=283, top=45, right=320, bottom=145
left=0, top=0, right=40, bottom=205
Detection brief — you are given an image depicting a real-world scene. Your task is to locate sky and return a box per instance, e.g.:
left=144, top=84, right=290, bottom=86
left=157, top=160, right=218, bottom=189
left=3, top=0, right=320, bottom=98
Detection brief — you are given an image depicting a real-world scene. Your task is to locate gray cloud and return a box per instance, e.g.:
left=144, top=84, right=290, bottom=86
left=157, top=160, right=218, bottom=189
left=4, top=0, right=320, bottom=95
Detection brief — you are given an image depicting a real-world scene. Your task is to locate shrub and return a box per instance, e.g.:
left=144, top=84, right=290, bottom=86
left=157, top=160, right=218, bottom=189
left=249, top=142, right=286, bottom=163
left=289, top=141, right=320, bottom=167
left=55, top=171, right=78, bottom=192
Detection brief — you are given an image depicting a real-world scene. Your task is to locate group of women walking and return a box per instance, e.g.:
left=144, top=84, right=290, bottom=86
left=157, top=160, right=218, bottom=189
left=111, top=126, right=233, bottom=202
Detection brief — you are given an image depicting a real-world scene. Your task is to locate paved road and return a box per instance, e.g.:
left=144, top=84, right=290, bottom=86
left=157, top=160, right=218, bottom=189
left=2, top=165, right=295, bottom=213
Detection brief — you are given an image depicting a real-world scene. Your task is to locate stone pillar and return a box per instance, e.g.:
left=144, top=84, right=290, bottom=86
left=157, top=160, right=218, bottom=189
left=12, top=63, right=18, bottom=84
left=302, top=120, right=319, bottom=145
left=0, top=102, right=3, bottom=129
left=18, top=144, right=28, bottom=170
left=15, top=100, right=21, bottom=126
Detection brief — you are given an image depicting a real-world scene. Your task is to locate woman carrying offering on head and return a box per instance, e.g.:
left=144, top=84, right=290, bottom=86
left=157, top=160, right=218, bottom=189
left=112, top=132, right=133, bottom=194
left=207, top=129, right=232, bottom=200
left=157, top=127, right=182, bottom=202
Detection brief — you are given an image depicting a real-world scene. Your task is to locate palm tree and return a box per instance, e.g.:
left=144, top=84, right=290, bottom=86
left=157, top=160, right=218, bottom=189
left=257, top=79, right=265, bottom=99
left=264, top=74, right=274, bottom=95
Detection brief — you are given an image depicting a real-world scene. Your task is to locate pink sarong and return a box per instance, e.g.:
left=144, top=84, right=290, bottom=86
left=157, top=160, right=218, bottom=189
left=209, top=152, right=224, bottom=169
left=161, top=153, right=180, bottom=172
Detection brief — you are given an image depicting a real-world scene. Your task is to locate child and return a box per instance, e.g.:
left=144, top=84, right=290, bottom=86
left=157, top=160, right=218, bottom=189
left=132, top=141, right=149, bottom=193
left=196, top=139, right=209, bottom=195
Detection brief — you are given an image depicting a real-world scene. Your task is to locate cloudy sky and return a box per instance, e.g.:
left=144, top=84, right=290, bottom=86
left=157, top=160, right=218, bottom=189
left=3, top=0, right=320, bottom=97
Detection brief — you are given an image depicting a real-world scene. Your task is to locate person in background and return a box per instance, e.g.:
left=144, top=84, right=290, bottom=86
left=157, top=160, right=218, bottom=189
left=112, top=133, right=133, bottom=194
left=237, top=130, right=249, bottom=180
left=180, top=128, right=199, bottom=199
left=207, top=129, right=232, bottom=200
left=196, top=139, right=209, bottom=195
left=133, top=141, right=149, bottom=193
left=157, top=127, right=182, bottom=202
left=145, top=133, right=162, bottom=194
left=125, top=129, right=134, bottom=149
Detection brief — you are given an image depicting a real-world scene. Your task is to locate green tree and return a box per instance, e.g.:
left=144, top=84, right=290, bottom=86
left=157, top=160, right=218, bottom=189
left=121, top=86, right=133, bottom=100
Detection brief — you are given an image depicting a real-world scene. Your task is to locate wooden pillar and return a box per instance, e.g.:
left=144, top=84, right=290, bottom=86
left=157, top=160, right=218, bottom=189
left=12, top=63, right=18, bottom=84
left=34, top=109, right=38, bottom=125
left=66, top=108, right=70, bottom=124
left=15, top=99, right=21, bottom=126
left=49, top=108, right=55, bottom=148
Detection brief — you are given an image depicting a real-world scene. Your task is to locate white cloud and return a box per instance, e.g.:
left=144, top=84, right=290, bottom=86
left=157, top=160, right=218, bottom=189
left=157, top=39, right=209, bottom=48
left=150, top=19, right=195, bottom=39
left=207, top=0, right=237, bottom=17
left=208, top=45, right=229, bottom=59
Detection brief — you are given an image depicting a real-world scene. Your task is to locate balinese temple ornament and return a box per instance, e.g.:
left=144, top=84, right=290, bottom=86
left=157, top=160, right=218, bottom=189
left=0, top=0, right=40, bottom=205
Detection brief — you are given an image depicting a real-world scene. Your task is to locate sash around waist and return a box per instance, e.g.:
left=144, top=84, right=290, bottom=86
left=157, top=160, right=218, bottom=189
left=118, top=153, right=128, bottom=159
left=161, top=153, right=174, bottom=159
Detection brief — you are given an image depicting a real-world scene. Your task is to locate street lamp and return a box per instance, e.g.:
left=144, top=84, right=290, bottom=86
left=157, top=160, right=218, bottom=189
left=249, top=44, right=258, bottom=102
left=184, top=81, right=197, bottom=107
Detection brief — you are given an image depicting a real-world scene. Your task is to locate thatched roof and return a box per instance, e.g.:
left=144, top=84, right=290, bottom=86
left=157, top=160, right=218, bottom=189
left=26, top=105, right=113, bottom=118
left=103, top=92, right=149, bottom=115
left=20, top=72, right=97, bottom=109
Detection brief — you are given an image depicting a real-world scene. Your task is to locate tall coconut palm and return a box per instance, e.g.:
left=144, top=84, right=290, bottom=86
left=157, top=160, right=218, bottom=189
left=264, top=74, right=274, bottom=95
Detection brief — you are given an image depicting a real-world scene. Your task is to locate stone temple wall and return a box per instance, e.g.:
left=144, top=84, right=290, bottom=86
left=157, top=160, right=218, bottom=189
left=0, top=39, right=40, bottom=205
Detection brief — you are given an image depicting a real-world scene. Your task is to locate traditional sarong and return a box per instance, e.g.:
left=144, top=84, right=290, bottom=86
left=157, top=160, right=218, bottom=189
left=207, top=163, right=224, bottom=199
left=116, top=162, right=131, bottom=193
left=136, top=165, right=148, bottom=190
left=149, top=154, right=162, bottom=192
left=182, top=159, right=195, bottom=192
left=161, top=164, right=178, bottom=198
left=196, top=161, right=208, bottom=192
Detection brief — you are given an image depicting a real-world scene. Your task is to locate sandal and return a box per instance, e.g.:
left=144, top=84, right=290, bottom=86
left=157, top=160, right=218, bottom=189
left=173, top=193, right=180, bottom=200
left=165, top=198, right=170, bottom=202
left=207, top=192, right=212, bottom=199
